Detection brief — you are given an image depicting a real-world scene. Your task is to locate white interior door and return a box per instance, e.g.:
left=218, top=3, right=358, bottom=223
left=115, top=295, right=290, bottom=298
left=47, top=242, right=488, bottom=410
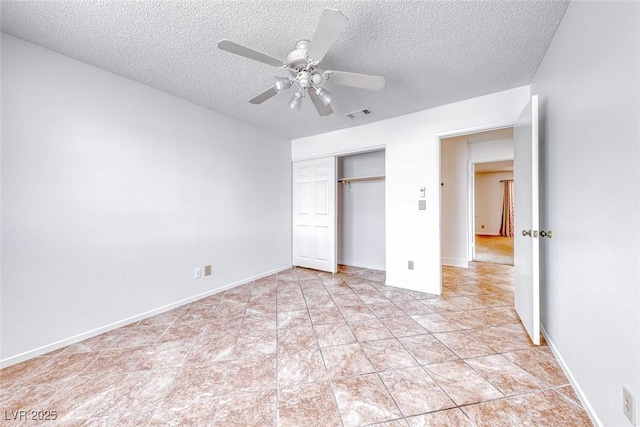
left=292, top=157, right=337, bottom=273
left=514, top=95, right=540, bottom=345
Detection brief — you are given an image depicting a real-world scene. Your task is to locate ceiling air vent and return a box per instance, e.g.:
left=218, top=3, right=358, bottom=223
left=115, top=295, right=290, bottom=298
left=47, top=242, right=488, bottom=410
left=346, top=109, right=372, bottom=119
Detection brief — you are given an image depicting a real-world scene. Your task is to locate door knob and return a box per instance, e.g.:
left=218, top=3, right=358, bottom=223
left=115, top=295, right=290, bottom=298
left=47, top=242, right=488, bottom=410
left=522, top=229, right=532, bottom=237
left=540, top=230, right=553, bottom=238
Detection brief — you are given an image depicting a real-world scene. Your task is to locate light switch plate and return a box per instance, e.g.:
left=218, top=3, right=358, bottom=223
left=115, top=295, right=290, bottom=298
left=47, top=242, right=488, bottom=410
left=419, top=200, right=426, bottom=210
left=204, top=265, right=212, bottom=276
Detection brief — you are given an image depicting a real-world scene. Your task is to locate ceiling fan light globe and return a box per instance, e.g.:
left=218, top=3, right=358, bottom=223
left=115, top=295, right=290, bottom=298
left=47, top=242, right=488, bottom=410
left=289, top=92, right=303, bottom=111
left=274, top=77, right=292, bottom=92
left=316, top=88, right=333, bottom=106
left=311, top=73, right=323, bottom=85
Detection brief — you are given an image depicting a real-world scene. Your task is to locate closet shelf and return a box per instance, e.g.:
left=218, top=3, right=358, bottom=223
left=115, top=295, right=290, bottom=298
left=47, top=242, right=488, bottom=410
left=338, top=175, right=385, bottom=183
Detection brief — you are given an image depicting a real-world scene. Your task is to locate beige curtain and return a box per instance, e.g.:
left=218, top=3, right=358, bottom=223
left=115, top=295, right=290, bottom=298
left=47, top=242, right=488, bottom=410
left=500, top=179, right=515, bottom=237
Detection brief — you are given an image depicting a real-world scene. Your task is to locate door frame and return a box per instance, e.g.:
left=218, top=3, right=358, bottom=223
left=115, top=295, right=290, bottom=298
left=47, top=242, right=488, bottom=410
left=293, top=145, right=386, bottom=274
left=437, top=122, right=515, bottom=287
left=468, top=156, right=514, bottom=262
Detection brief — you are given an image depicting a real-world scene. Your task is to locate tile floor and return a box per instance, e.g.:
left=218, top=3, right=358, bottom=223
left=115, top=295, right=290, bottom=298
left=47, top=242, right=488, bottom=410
left=0, top=263, right=592, bottom=426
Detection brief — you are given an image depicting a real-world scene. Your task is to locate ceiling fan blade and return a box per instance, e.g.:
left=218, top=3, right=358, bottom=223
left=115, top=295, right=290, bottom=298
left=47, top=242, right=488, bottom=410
left=308, top=88, right=333, bottom=116
left=218, top=39, right=284, bottom=68
left=249, top=86, right=279, bottom=104
left=325, top=71, right=386, bottom=91
left=306, top=9, right=348, bottom=63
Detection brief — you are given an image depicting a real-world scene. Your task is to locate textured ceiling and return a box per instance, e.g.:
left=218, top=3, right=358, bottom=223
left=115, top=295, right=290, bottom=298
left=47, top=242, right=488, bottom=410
left=0, top=1, right=568, bottom=139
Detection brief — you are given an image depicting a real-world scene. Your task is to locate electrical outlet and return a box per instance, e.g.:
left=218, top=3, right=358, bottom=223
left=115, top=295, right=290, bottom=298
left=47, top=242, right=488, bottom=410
left=408, top=261, right=414, bottom=270
left=204, top=265, right=212, bottom=276
left=624, top=386, right=636, bottom=425
left=194, top=268, right=201, bottom=279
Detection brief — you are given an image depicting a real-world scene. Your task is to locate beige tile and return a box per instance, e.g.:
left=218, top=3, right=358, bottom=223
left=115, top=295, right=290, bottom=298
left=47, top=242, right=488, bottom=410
left=0, top=265, right=593, bottom=426
left=187, top=331, right=237, bottom=364
left=224, top=354, right=276, bottom=394
left=433, top=330, right=497, bottom=359
left=367, top=301, right=407, bottom=319
left=406, top=408, right=474, bottom=426
left=349, top=319, right=394, bottom=342
left=0, top=355, right=54, bottom=389
left=392, top=299, right=434, bottom=315
left=465, top=354, right=548, bottom=395
left=504, top=348, right=569, bottom=387
left=357, top=292, right=390, bottom=305
left=278, top=382, right=341, bottom=427
left=151, top=403, right=215, bottom=426
left=411, top=313, right=461, bottom=333
left=215, top=389, right=277, bottom=427
left=380, top=316, right=428, bottom=338
left=370, top=420, right=410, bottom=427
left=321, top=343, right=375, bottom=378
left=379, top=366, right=456, bottom=416
left=277, top=347, right=327, bottom=387
left=424, top=360, right=503, bottom=405
left=233, top=328, right=277, bottom=359
left=339, top=304, right=378, bottom=323
left=332, top=373, right=402, bottom=426
left=303, top=293, right=336, bottom=309
left=439, top=311, right=488, bottom=330
left=461, top=389, right=593, bottom=426
left=160, top=321, right=206, bottom=343
left=332, top=293, right=365, bottom=308
left=472, top=326, right=530, bottom=353
left=277, top=326, right=317, bottom=354
left=360, top=339, right=418, bottom=371
left=398, top=334, right=458, bottom=365
left=314, top=323, right=357, bottom=347
left=136, top=341, right=191, bottom=371
left=29, top=352, right=98, bottom=385
left=107, top=370, right=178, bottom=414
left=308, top=307, right=345, bottom=325
left=555, top=385, right=583, bottom=407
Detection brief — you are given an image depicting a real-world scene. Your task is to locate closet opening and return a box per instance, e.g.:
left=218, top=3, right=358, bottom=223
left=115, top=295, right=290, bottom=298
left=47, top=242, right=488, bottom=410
left=337, top=149, right=386, bottom=275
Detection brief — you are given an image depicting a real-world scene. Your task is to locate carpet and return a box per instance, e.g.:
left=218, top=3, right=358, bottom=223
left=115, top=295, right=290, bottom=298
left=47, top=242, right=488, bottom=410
left=475, top=235, right=514, bottom=265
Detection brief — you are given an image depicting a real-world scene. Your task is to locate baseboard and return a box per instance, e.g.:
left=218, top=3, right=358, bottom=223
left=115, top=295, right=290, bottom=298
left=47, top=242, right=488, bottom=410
left=442, top=257, right=468, bottom=268
left=338, top=261, right=386, bottom=271
left=0, top=264, right=292, bottom=369
left=540, top=324, right=602, bottom=427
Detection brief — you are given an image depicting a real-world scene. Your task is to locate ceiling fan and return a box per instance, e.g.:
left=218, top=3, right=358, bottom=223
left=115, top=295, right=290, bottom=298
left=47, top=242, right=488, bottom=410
left=217, top=8, right=385, bottom=116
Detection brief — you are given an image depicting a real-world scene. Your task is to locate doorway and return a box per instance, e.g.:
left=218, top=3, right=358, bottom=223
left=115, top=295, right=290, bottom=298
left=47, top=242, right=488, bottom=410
left=472, top=160, right=514, bottom=265
left=440, top=127, right=514, bottom=268
left=337, top=150, right=386, bottom=272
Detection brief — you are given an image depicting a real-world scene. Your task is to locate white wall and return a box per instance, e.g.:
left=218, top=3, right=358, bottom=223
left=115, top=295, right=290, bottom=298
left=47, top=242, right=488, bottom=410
left=475, top=171, right=513, bottom=235
left=440, top=137, right=468, bottom=267
left=293, top=86, right=529, bottom=294
left=530, top=2, right=640, bottom=426
left=338, top=151, right=385, bottom=270
left=0, top=35, right=292, bottom=365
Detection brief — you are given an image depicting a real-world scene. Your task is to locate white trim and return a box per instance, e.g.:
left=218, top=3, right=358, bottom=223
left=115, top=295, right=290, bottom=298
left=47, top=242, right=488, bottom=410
left=442, top=257, right=468, bottom=268
left=292, top=145, right=386, bottom=162
left=541, top=324, right=602, bottom=427
left=468, top=155, right=514, bottom=262
left=0, top=265, right=292, bottom=368
left=437, top=122, right=515, bottom=140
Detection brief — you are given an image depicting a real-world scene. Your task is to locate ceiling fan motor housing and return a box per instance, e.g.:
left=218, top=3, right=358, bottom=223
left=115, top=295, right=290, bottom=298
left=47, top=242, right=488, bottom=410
left=286, top=39, right=313, bottom=74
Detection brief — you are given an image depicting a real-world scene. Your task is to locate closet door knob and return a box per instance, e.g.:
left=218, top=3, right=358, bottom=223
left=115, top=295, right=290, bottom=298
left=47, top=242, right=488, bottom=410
left=522, top=229, right=532, bottom=237
left=540, top=230, right=553, bottom=238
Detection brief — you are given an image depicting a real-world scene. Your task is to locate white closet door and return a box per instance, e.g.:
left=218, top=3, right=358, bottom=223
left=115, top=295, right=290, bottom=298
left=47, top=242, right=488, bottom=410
left=292, top=157, right=337, bottom=273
